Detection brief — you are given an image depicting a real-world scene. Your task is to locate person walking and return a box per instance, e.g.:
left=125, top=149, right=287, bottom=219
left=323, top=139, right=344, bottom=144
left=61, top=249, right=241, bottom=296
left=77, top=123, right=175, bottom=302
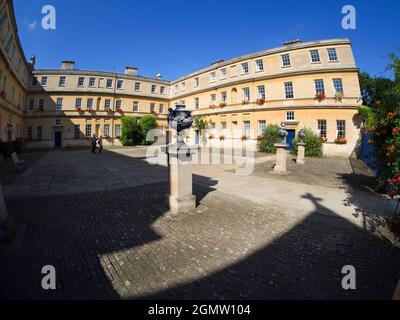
left=91, top=134, right=97, bottom=153
left=98, top=135, right=103, bottom=154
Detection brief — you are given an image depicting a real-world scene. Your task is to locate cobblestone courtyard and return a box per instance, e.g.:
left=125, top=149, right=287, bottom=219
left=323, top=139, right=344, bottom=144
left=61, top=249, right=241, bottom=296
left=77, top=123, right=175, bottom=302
left=0, top=147, right=399, bottom=299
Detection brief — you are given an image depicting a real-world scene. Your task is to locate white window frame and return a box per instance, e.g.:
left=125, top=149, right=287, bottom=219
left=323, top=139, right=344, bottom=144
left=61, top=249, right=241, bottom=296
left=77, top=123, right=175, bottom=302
left=317, top=120, right=327, bottom=138
left=336, top=120, right=346, bottom=138
left=333, top=78, right=344, bottom=94
left=133, top=101, right=139, bottom=112
left=115, top=124, right=121, bottom=137
left=281, top=54, right=291, bottom=67
left=327, top=48, right=338, bottom=61
left=59, top=76, right=66, bottom=87
left=41, top=76, right=48, bottom=86
left=56, top=98, right=63, bottom=110
left=258, top=120, right=266, bottom=136
left=117, top=80, right=124, bottom=89
left=220, top=68, right=227, bottom=80
left=210, top=72, right=216, bottom=83
left=193, top=77, right=199, bottom=88
left=75, top=98, right=82, bottom=108
left=104, top=124, right=110, bottom=137
left=134, top=82, right=141, bottom=91
left=257, top=85, right=265, bottom=99
left=286, top=111, right=295, bottom=121
left=106, top=79, right=113, bottom=88
left=77, top=77, right=85, bottom=87
left=255, top=59, right=264, bottom=72
left=89, top=77, right=96, bottom=87
left=284, top=82, right=294, bottom=99
left=242, top=87, right=250, bottom=101
left=241, top=62, right=249, bottom=75
left=314, top=79, right=325, bottom=94
left=85, top=124, right=92, bottom=137
left=310, top=50, right=321, bottom=63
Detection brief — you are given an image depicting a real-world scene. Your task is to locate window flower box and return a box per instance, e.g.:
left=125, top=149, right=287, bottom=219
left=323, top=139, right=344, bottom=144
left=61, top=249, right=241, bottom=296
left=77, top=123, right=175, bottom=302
left=319, top=136, right=328, bottom=143
left=334, top=137, right=347, bottom=144
left=76, top=107, right=82, bottom=112
left=209, top=104, right=217, bottom=109
left=88, top=108, right=94, bottom=113
left=150, top=110, right=157, bottom=115
left=242, top=100, right=250, bottom=105
left=315, top=93, right=326, bottom=102
left=105, top=107, right=112, bottom=112
left=116, top=108, right=124, bottom=113
left=335, top=93, right=343, bottom=102
left=256, top=99, right=265, bottom=105
left=219, top=135, right=225, bottom=141
left=256, top=135, right=263, bottom=141
left=219, top=102, right=227, bottom=108
left=208, top=135, right=214, bottom=140
left=241, top=135, right=248, bottom=141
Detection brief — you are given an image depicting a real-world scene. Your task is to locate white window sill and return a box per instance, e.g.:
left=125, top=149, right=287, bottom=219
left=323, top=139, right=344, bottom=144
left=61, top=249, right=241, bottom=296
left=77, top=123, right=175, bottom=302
left=281, top=65, right=292, bottom=68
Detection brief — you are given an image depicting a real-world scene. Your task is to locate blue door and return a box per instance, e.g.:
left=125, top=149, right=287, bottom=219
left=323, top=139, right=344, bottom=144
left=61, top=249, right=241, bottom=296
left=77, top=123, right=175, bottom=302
left=195, top=130, right=199, bottom=144
left=286, top=130, right=295, bottom=150
left=55, top=131, right=62, bottom=148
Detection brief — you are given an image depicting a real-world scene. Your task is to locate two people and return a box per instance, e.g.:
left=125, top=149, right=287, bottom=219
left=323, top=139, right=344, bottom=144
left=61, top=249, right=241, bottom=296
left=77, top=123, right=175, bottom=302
left=91, top=134, right=103, bottom=154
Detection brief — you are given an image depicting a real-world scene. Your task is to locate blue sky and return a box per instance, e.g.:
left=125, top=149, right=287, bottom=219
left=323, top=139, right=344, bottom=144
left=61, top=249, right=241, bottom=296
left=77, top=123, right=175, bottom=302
left=15, top=0, right=400, bottom=80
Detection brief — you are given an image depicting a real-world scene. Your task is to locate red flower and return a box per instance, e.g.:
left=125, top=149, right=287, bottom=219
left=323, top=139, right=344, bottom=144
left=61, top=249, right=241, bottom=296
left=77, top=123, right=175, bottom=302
left=392, top=128, right=399, bottom=136
left=388, top=190, right=397, bottom=198
left=387, top=112, right=394, bottom=119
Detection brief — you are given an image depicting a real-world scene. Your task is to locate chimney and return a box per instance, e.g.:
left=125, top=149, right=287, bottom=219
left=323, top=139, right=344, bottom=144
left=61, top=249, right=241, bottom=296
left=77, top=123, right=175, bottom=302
left=61, top=61, right=75, bottom=70
left=283, top=39, right=302, bottom=46
left=125, top=67, right=138, bottom=75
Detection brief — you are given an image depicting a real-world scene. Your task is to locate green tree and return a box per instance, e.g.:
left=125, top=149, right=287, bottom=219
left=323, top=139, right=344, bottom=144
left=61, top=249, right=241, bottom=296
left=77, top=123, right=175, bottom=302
left=120, top=116, right=139, bottom=146
left=259, top=124, right=280, bottom=153
left=139, top=115, right=158, bottom=145
left=291, top=128, right=323, bottom=157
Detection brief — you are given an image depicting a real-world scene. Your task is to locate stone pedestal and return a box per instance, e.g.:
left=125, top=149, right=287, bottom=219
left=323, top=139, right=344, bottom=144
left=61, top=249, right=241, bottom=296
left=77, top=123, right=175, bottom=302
left=274, top=143, right=288, bottom=173
left=296, top=143, right=306, bottom=165
left=166, top=145, right=198, bottom=212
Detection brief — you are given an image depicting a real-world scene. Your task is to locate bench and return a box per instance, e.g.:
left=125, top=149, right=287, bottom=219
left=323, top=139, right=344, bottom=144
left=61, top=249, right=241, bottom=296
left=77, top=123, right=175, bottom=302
left=11, top=152, right=24, bottom=171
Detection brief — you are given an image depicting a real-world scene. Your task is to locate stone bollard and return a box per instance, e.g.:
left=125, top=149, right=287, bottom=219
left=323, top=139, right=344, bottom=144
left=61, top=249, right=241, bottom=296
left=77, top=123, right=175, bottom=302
left=296, top=142, right=306, bottom=165
left=166, top=145, right=197, bottom=212
left=274, top=143, right=289, bottom=173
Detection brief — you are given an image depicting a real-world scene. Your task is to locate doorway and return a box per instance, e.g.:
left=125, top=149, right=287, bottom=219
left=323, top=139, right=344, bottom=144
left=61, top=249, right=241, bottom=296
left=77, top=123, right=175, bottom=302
left=55, top=131, right=62, bottom=148
left=286, top=130, right=295, bottom=150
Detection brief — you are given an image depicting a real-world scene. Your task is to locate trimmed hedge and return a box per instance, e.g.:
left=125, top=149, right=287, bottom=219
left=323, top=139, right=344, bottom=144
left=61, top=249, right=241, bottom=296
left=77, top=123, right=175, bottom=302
left=258, top=124, right=280, bottom=154
left=121, top=116, right=139, bottom=146
left=291, top=128, right=323, bottom=157
left=139, top=115, right=158, bottom=145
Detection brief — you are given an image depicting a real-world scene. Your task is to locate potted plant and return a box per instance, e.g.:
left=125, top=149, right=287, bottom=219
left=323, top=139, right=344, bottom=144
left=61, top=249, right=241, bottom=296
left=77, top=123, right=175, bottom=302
left=116, top=108, right=123, bottom=113
left=256, top=135, right=263, bottom=141
left=219, top=102, right=227, bottom=108
left=76, top=107, right=82, bottom=112
left=315, top=93, right=326, bottom=102
left=256, top=99, right=265, bottom=105
left=88, top=107, right=94, bottom=113
left=334, top=137, right=347, bottom=144
left=241, top=135, right=248, bottom=141
left=219, top=135, right=225, bottom=141
left=208, top=134, right=214, bottom=140
left=242, top=100, right=250, bottom=105
left=209, top=104, right=216, bottom=109
left=105, top=107, right=112, bottom=112
left=319, top=136, right=328, bottom=143
left=335, top=92, right=343, bottom=102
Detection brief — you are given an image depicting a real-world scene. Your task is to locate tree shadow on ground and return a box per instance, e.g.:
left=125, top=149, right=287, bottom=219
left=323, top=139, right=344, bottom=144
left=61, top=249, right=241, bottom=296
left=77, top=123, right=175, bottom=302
left=138, top=192, right=400, bottom=300
left=1, top=148, right=399, bottom=300
left=0, top=148, right=217, bottom=299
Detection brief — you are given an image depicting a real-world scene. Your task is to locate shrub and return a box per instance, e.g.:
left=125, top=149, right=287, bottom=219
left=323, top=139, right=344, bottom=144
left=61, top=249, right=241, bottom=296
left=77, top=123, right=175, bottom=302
left=292, top=128, right=323, bottom=157
left=139, top=115, right=158, bottom=145
left=120, top=116, right=139, bottom=146
left=0, top=140, right=23, bottom=157
left=259, top=124, right=280, bottom=153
